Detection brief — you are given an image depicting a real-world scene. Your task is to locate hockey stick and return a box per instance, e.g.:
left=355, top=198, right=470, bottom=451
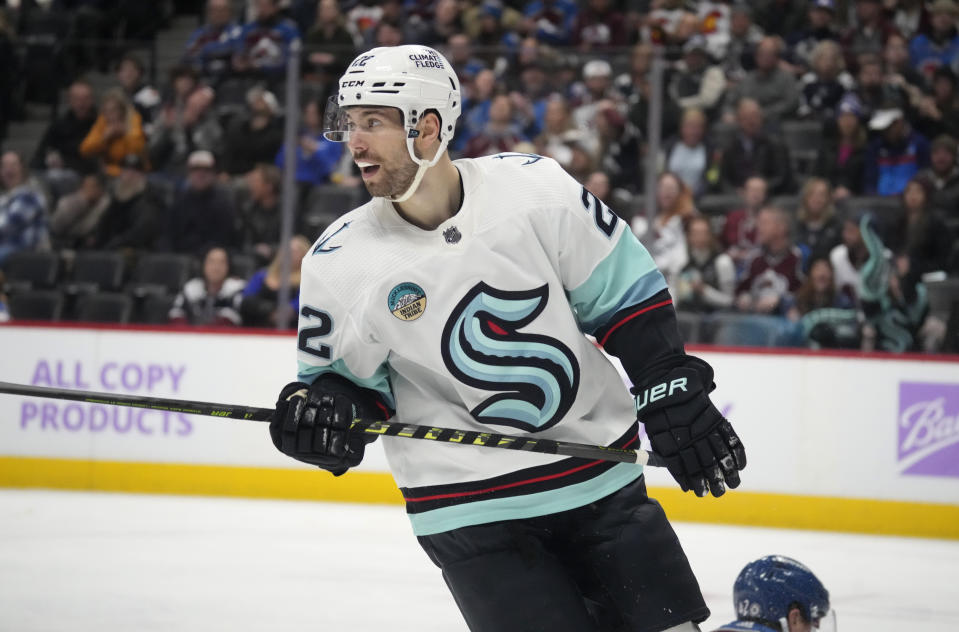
left=0, top=381, right=664, bottom=466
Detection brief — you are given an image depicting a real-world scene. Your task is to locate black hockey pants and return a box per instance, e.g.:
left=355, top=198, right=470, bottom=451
left=417, top=475, right=709, bottom=632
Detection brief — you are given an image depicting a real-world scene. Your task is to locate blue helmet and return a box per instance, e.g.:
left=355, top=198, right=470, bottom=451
left=733, top=555, right=830, bottom=627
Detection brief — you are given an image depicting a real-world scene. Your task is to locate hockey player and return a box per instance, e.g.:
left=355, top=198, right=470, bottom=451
left=270, top=45, right=746, bottom=632
left=712, top=555, right=835, bottom=632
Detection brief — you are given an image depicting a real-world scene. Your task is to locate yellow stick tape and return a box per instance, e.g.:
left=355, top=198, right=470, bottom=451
left=2, top=456, right=957, bottom=540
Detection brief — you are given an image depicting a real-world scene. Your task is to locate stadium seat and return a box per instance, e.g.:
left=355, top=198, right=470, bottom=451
left=2, top=250, right=60, bottom=292
left=76, top=292, right=133, bottom=324
left=697, top=193, right=743, bottom=216
left=837, top=196, right=902, bottom=236
left=781, top=120, right=823, bottom=175
left=128, top=254, right=194, bottom=297
left=228, top=252, right=258, bottom=281
left=306, top=184, right=368, bottom=219
left=770, top=195, right=799, bottom=213
left=139, top=293, right=176, bottom=325
left=65, top=250, right=126, bottom=294
left=8, top=289, right=64, bottom=321
left=708, top=122, right=737, bottom=150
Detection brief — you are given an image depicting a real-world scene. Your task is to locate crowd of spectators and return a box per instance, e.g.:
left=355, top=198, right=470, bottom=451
left=0, top=0, right=956, bottom=352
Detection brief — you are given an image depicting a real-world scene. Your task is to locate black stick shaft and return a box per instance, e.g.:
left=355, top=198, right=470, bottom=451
left=0, top=381, right=660, bottom=466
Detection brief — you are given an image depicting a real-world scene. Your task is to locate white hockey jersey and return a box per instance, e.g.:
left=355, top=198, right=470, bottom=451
left=296, top=154, right=668, bottom=535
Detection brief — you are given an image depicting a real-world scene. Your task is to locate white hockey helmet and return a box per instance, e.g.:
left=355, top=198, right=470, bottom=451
left=325, top=45, right=462, bottom=202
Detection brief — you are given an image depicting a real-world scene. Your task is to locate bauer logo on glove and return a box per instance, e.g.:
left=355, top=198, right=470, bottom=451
left=634, top=357, right=746, bottom=498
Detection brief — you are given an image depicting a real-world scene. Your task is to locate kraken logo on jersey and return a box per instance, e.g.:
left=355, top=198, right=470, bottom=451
left=441, top=282, right=580, bottom=433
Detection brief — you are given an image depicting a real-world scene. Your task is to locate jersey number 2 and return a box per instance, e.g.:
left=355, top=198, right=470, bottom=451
left=581, top=187, right=618, bottom=237
left=298, top=306, right=333, bottom=360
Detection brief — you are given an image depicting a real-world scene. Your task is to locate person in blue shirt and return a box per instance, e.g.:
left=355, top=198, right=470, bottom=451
left=274, top=100, right=343, bottom=189
left=909, top=0, right=959, bottom=82
left=182, top=0, right=241, bottom=82
left=863, top=108, right=930, bottom=196
left=0, top=151, right=49, bottom=266
left=522, top=0, right=579, bottom=46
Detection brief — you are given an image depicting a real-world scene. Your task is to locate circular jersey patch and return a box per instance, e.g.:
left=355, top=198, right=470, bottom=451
left=388, top=282, right=427, bottom=321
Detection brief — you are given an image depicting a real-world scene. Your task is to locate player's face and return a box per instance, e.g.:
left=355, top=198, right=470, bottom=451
left=345, top=107, right=419, bottom=199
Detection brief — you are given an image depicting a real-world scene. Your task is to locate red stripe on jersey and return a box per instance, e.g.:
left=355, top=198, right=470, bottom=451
left=487, top=320, right=508, bottom=335
left=404, top=434, right=639, bottom=503
left=598, top=299, right=673, bottom=347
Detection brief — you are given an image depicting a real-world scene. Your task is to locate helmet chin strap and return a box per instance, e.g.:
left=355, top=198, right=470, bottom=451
left=387, top=134, right=449, bottom=204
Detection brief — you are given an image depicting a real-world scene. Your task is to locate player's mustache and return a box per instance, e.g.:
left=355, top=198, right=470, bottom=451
left=352, top=152, right=379, bottom=163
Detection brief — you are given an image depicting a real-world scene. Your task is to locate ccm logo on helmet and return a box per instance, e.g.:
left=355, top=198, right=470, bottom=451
left=635, top=378, right=688, bottom=411
left=341, top=80, right=365, bottom=88
left=409, top=52, right=444, bottom=69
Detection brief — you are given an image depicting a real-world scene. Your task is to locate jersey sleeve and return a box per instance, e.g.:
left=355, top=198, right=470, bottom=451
left=536, top=158, right=668, bottom=336
left=295, top=258, right=395, bottom=411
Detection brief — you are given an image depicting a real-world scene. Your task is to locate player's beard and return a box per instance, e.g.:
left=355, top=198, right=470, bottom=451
left=360, top=149, right=419, bottom=199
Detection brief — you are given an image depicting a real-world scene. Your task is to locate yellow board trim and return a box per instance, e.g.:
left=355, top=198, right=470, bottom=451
left=2, top=456, right=958, bottom=540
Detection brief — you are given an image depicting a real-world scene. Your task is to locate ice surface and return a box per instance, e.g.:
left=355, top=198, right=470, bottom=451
left=1, top=490, right=956, bottom=631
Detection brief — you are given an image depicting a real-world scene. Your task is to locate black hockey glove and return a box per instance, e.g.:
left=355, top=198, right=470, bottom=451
left=270, top=373, right=387, bottom=476
left=634, top=358, right=746, bottom=497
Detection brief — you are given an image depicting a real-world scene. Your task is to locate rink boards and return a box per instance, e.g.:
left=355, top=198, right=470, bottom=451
left=0, top=323, right=957, bottom=539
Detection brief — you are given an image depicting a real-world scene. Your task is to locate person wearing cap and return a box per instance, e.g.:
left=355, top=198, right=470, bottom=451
left=919, top=134, right=959, bottom=211
left=79, top=88, right=148, bottom=177
left=863, top=106, right=930, bottom=196
left=572, top=58, right=625, bottom=135
left=725, top=36, right=800, bottom=126
left=813, top=93, right=868, bottom=197
left=669, top=35, right=727, bottom=119
left=92, top=153, right=165, bottom=250
left=221, top=86, right=284, bottom=176
left=160, top=150, right=238, bottom=256
left=908, top=0, right=959, bottom=82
